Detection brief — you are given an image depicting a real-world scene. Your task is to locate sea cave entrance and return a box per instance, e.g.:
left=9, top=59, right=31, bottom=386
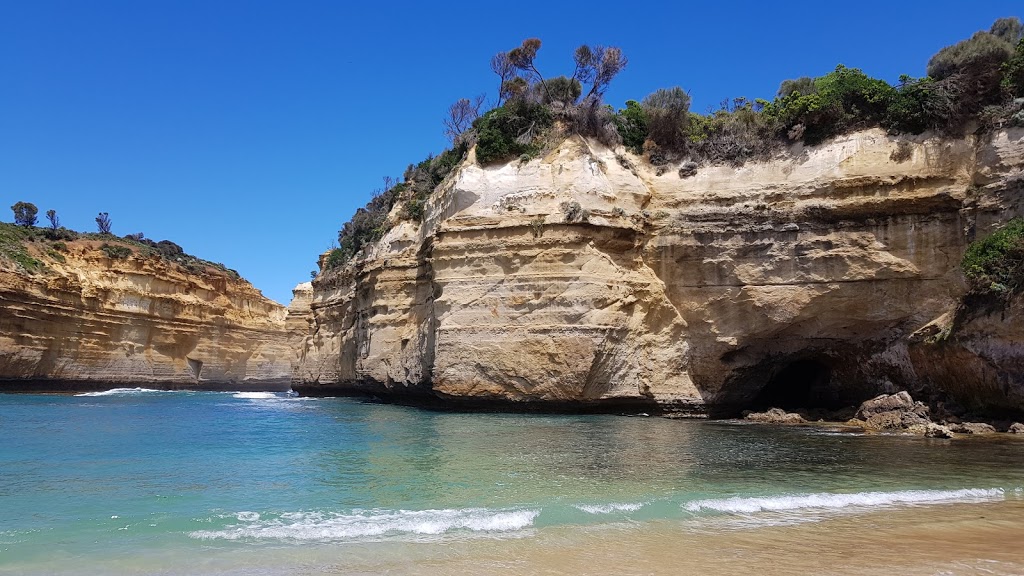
left=752, top=358, right=836, bottom=411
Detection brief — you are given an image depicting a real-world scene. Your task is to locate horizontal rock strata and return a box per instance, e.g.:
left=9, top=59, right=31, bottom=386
left=0, top=239, right=292, bottom=391
left=297, top=128, right=1024, bottom=416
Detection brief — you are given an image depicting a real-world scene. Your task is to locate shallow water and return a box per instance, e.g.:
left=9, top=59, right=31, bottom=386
left=1, top=390, right=1023, bottom=574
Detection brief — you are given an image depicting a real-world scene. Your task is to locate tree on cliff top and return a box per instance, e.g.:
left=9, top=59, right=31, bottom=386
left=95, top=212, right=112, bottom=234
left=11, top=202, right=38, bottom=227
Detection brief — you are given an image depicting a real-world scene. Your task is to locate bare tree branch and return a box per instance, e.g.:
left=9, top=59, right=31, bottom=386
left=442, top=94, right=486, bottom=142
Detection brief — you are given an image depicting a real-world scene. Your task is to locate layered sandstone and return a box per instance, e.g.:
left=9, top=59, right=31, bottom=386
left=0, top=238, right=292, bottom=391
left=295, top=128, right=1024, bottom=415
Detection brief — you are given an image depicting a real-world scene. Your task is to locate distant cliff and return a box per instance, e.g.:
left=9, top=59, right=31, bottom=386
left=294, top=128, right=1024, bottom=416
left=0, top=230, right=293, bottom=391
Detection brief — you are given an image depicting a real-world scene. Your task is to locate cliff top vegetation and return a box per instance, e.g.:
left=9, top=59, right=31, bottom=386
left=321, top=17, right=1024, bottom=275
left=0, top=219, right=239, bottom=278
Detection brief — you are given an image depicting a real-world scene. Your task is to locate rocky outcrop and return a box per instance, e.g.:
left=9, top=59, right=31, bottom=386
left=295, top=128, right=1024, bottom=416
left=744, top=408, right=805, bottom=424
left=0, top=238, right=292, bottom=391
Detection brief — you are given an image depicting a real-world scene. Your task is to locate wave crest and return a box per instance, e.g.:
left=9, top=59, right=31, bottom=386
left=75, top=388, right=169, bottom=397
left=684, top=488, right=1005, bottom=515
left=189, top=507, right=539, bottom=541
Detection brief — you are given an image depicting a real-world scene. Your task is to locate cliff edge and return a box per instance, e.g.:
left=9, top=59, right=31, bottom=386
left=0, top=231, right=293, bottom=391
left=295, top=128, right=1024, bottom=416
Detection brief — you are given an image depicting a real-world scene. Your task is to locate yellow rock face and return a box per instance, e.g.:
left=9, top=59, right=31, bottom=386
left=295, top=128, right=1023, bottom=413
left=0, top=239, right=293, bottom=390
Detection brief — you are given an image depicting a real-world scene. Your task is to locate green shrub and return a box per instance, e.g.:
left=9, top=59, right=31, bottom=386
left=928, top=30, right=1015, bottom=81
left=776, top=77, right=817, bottom=98
left=1002, top=38, right=1024, bottom=97
left=882, top=76, right=949, bottom=134
left=474, top=100, right=552, bottom=165
left=613, top=100, right=648, bottom=154
left=642, top=87, right=691, bottom=151
left=540, top=76, right=581, bottom=105
left=100, top=243, right=132, bottom=259
left=687, top=98, right=780, bottom=165
left=962, top=218, right=1024, bottom=295
left=765, top=65, right=894, bottom=145
left=927, top=23, right=1017, bottom=109
left=44, top=227, right=77, bottom=241
left=325, top=248, right=348, bottom=270
left=403, top=197, right=426, bottom=221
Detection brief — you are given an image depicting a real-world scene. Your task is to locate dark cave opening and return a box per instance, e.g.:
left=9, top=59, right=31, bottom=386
left=753, top=358, right=837, bottom=411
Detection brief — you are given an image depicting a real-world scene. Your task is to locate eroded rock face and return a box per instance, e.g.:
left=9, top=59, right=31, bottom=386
left=0, top=240, right=292, bottom=390
left=296, top=128, right=1024, bottom=415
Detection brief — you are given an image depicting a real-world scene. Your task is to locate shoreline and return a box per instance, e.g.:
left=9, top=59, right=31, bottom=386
left=0, top=378, right=292, bottom=394
left=5, top=381, right=1024, bottom=438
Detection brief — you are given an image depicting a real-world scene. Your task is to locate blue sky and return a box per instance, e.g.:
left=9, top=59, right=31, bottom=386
left=1, top=1, right=1020, bottom=304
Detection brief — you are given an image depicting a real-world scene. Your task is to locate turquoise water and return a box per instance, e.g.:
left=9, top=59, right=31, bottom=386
left=2, top=389, right=1024, bottom=574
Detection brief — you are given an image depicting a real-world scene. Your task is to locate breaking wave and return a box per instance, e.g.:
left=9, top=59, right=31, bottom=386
left=75, top=388, right=170, bottom=397
left=683, top=488, right=1006, bottom=515
left=574, top=502, right=644, bottom=514
left=189, top=507, right=540, bottom=541
left=232, top=392, right=278, bottom=399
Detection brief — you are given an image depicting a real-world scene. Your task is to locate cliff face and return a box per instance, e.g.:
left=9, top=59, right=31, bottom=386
left=295, top=128, right=1024, bottom=415
left=0, top=238, right=292, bottom=391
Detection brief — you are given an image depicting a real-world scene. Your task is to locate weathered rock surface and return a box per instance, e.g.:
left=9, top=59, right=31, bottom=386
left=949, top=422, right=998, bottom=435
left=925, top=423, right=954, bottom=439
left=295, top=128, right=1024, bottom=416
left=0, top=238, right=292, bottom=391
left=744, top=408, right=805, bottom=424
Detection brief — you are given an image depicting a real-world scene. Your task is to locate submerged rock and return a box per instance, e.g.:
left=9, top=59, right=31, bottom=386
left=743, top=408, right=805, bottom=424
left=925, top=423, right=954, bottom=439
left=949, top=422, right=998, bottom=435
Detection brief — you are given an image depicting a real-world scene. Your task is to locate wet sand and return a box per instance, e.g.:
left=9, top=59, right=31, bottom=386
left=309, top=499, right=1024, bottom=575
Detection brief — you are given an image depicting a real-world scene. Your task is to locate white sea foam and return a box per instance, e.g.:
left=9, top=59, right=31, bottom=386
left=189, top=507, right=539, bottom=541
left=683, top=487, right=1005, bottom=515
left=574, top=502, right=643, bottom=514
left=75, top=388, right=168, bottom=397
left=232, top=392, right=278, bottom=399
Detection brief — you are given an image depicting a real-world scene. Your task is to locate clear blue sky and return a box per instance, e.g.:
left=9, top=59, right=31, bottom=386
left=2, top=1, right=1020, bottom=304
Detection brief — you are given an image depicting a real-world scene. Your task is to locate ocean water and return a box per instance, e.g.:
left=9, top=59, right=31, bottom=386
left=1, top=390, right=1024, bottom=575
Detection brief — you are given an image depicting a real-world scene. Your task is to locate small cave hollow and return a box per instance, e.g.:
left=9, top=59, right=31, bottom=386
left=752, top=358, right=837, bottom=411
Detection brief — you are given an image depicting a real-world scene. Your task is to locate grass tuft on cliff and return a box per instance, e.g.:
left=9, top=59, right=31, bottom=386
left=962, top=218, right=1024, bottom=297
left=0, top=223, right=46, bottom=274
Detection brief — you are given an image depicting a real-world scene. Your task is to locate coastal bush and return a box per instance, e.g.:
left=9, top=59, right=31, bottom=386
left=44, top=227, right=77, bottom=241
left=100, top=243, right=132, bottom=259
left=1003, top=38, right=1024, bottom=97
left=882, top=76, right=952, bottom=135
left=474, top=100, right=552, bottom=165
left=765, top=65, right=894, bottom=145
left=927, top=20, right=1019, bottom=110
left=962, top=218, right=1024, bottom=296
left=540, top=76, right=581, bottom=105
left=642, top=87, right=691, bottom=151
left=613, top=100, right=648, bottom=154
left=11, top=202, right=38, bottom=227
left=325, top=248, right=347, bottom=270
left=776, top=77, right=817, bottom=98
left=687, top=98, right=780, bottom=165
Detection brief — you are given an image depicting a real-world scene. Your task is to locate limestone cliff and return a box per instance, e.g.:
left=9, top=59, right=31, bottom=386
left=0, top=235, right=292, bottom=391
left=295, top=128, right=1024, bottom=416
